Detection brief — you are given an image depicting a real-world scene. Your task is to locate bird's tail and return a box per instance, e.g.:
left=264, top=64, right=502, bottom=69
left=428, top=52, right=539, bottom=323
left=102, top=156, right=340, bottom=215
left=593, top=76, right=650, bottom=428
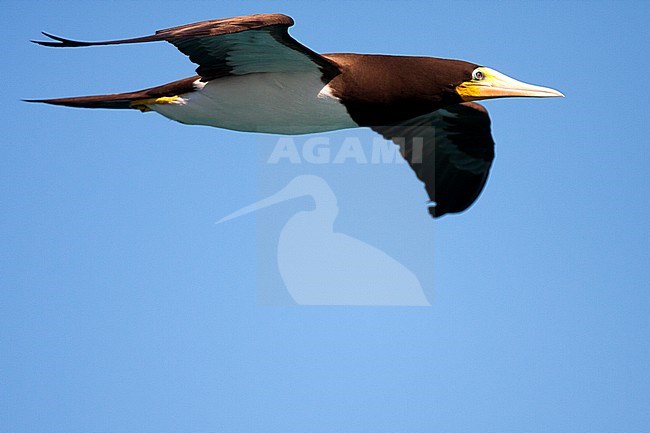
left=24, top=75, right=199, bottom=110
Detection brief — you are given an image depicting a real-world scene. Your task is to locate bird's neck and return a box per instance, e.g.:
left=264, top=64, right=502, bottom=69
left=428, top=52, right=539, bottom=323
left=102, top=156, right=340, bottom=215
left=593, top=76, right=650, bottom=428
left=324, top=54, right=464, bottom=126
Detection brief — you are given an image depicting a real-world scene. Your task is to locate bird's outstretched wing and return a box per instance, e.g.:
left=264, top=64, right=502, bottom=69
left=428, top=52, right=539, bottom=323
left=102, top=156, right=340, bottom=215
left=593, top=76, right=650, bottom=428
left=33, top=13, right=340, bottom=82
left=373, top=102, right=495, bottom=218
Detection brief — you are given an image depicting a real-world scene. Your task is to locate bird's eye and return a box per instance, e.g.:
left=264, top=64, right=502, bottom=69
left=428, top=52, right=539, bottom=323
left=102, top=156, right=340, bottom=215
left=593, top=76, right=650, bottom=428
left=473, top=70, right=485, bottom=81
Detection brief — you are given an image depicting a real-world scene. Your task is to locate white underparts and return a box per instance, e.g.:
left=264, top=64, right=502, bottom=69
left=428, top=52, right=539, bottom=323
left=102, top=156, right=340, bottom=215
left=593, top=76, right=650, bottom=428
left=147, top=72, right=358, bottom=135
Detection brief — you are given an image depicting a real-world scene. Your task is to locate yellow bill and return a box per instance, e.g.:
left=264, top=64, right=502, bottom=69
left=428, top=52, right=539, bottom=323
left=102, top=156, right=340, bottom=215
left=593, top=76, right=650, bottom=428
left=456, top=67, right=564, bottom=101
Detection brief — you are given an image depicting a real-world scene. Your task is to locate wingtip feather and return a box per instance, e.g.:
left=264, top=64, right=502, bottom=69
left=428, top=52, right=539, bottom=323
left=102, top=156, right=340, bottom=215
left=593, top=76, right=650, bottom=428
left=31, top=31, right=92, bottom=47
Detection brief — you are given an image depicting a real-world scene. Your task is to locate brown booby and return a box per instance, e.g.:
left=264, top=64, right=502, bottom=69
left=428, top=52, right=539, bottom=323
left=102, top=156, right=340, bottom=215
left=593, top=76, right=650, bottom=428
left=28, top=13, right=563, bottom=217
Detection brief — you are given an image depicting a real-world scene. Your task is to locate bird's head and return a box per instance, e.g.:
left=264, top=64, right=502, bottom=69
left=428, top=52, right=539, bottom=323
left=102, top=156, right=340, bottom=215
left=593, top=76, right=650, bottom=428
left=454, top=65, right=564, bottom=101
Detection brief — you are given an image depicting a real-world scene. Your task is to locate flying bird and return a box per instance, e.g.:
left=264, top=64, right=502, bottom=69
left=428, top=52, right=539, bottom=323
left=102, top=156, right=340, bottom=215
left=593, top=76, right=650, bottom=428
left=28, top=13, right=563, bottom=217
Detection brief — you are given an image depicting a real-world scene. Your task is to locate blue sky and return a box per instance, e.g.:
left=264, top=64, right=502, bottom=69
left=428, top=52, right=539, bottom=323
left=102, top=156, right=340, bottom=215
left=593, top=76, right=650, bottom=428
left=2, top=1, right=649, bottom=431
